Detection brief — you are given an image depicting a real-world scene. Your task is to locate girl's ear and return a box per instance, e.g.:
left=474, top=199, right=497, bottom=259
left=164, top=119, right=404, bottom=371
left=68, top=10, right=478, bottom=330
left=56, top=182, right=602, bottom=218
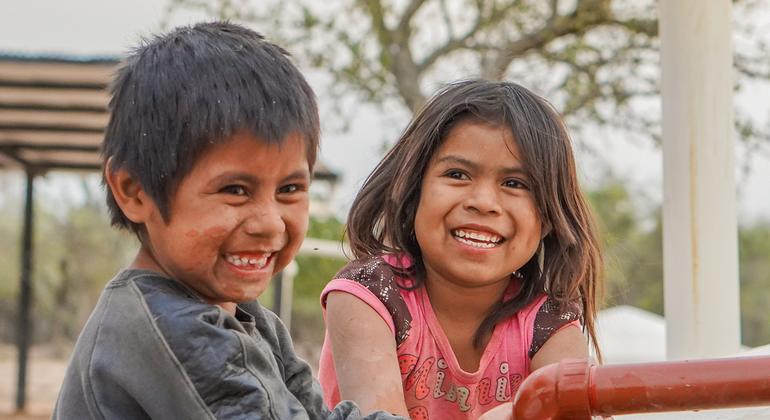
left=104, top=158, right=154, bottom=224
left=541, top=220, right=552, bottom=239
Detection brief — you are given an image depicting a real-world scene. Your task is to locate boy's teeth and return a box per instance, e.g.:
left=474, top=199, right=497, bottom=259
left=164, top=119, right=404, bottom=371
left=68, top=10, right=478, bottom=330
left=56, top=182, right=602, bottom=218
left=226, top=253, right=270, bottom=268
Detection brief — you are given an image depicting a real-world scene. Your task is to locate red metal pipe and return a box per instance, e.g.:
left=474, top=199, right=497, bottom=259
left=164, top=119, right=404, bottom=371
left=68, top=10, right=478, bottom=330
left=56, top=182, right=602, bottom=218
left=513, top=356, right=770, bottom=419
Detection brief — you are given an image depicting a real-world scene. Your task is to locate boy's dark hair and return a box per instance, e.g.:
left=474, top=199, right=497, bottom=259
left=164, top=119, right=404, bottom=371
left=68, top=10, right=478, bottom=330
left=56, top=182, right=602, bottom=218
left=102, top=21, right=319, bottom=234
left=346, top=79, right=603, bottom=359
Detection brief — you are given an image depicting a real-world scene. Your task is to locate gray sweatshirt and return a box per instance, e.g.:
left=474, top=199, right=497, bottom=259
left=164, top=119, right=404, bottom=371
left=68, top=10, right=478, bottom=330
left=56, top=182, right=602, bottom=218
left=53, top=269, right=402, bottom=420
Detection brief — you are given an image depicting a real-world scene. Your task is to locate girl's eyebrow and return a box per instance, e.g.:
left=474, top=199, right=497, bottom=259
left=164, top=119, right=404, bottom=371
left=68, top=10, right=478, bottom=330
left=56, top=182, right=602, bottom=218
left=436, top=155, right=527, bottom=176
left=436, top=155, right=477, bottom=169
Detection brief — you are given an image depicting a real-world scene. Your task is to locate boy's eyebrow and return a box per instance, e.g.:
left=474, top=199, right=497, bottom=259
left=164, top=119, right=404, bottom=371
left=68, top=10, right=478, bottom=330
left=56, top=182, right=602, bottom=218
left=211, top=172, right=260, bottom=185
left=211, top=169, right=311, bottom=185
left=282, top=169, right=311, bottom=182
left=435, top=155, right=528, bottom=176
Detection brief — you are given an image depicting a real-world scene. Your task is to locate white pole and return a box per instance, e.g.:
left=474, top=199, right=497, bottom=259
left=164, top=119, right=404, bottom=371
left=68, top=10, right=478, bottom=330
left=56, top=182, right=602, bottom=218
left=279, top=260, right=298, bottom=329
left=659, top=0, right=741, bottom=359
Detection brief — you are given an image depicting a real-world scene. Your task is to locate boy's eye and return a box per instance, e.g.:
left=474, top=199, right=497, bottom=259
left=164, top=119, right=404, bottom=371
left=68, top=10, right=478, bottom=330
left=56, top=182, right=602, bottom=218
left=278, top=183, right=305, bottom=194
left=221, top=185, right=248, bottom=196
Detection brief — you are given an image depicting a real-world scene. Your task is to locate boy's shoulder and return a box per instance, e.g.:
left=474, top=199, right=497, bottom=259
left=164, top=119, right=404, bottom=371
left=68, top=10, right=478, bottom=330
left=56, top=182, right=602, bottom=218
left=100, top=269, right=230, bottom=336
left=58, top=269, right=297, bottom=419
left=100, top=269, right=289, bottom=360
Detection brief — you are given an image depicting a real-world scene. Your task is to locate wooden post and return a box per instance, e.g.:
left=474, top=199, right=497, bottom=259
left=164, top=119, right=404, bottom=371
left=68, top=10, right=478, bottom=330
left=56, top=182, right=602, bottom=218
left=16, top=170, right=34, bottom=411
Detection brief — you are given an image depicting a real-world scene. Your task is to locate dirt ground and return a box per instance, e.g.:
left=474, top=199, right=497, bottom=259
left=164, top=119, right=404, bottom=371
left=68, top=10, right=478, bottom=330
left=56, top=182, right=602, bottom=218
left=0, top=345, right=65, bottom=419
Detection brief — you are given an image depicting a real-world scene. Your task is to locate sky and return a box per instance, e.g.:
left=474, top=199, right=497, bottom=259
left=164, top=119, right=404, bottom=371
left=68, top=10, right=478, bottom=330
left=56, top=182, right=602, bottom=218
left=1, top=0, right=768, bottom=224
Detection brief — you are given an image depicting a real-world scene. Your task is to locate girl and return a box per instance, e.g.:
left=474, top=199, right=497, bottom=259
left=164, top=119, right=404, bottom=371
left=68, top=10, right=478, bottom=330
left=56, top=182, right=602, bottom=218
left=318, top=79, right=603, bottom=419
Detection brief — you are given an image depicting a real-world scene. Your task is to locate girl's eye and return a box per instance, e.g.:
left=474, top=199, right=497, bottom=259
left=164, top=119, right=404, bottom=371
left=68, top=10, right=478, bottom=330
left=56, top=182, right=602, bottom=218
left=221, top=185, right=248, bottom=196
left=503, top=178, right=529, bottom=189
left=445, top=170, right=469, bottom=180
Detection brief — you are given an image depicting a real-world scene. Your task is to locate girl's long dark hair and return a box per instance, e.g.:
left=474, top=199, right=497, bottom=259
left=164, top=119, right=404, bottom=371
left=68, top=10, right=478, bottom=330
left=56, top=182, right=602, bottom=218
left=346, top=79, right=603, bottom=360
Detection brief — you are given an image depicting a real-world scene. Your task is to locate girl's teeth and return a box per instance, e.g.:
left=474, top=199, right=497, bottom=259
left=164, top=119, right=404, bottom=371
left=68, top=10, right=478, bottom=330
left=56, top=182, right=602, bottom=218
left=456, top=237, right=496, bottom=248
left=453, top=229, right=501, bottom=244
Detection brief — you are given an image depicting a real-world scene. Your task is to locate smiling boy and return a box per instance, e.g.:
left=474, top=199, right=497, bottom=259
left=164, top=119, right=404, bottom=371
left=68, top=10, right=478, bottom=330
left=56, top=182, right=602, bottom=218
left=53, top=22, right=402, bottom=420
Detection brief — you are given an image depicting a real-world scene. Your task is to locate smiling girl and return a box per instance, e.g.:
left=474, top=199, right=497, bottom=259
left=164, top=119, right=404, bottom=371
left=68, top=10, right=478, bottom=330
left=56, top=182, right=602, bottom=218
left=317, top=80, right=603, bottom=419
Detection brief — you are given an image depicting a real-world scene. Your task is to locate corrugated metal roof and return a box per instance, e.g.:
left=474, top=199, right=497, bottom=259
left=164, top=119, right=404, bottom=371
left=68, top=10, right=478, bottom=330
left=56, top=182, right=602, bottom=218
left=0, top=53, right=116, bottom=172
left=0, top=53, right=339, bottom=181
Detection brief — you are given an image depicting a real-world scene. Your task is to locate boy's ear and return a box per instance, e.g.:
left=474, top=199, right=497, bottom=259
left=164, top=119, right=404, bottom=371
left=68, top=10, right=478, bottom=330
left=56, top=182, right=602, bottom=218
left=104, top=158, right=154, bottom=224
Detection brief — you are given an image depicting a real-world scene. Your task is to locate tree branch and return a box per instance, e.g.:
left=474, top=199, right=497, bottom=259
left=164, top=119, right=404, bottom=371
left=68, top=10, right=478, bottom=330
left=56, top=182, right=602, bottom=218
left=396, top=0, right=428, bottom=35
left=612, top=18, right=658, bottom=37
left=486, top=0, right=612, bottom=79
left=417, top=1, right=520, bottom=73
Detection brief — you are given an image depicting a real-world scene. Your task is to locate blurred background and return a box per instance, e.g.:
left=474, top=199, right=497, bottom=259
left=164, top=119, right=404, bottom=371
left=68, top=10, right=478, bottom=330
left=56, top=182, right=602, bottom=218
left=1, top=0, right=769, bottom=418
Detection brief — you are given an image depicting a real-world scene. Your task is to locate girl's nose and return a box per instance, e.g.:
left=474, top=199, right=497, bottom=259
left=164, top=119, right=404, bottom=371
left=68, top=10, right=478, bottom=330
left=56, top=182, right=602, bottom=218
left=243, top=203, right=286, bottom=236
left=463, top=183, right=502, bottom=215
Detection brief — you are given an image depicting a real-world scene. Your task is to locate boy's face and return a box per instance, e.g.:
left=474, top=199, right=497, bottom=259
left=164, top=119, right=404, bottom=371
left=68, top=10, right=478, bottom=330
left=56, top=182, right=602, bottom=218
left=135, top=131, right=310, bottom=311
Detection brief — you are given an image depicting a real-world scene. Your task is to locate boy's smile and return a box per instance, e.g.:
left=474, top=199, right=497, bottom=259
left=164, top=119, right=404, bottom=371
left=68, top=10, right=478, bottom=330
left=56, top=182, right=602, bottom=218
left=414, top=120, right=542, bottom=291
left=124, top=131, right=310, bottom=313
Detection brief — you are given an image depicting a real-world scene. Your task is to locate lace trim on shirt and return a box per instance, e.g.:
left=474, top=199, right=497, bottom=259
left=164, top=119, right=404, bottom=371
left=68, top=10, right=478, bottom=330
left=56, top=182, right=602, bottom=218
left=528, top=297, right=583, bottom=359
left=335, top=255, right=413, bottom=346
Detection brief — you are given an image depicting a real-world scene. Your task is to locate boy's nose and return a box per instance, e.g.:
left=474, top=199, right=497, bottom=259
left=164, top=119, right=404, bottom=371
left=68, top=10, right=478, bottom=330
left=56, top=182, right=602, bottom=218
left=243, top=204, right=286, bottom=236
left=463, top=184, right=502, bottom=215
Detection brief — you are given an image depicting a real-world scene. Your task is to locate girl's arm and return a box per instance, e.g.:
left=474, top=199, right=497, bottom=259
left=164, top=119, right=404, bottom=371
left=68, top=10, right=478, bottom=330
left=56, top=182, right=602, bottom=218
left=529, top=324, right=588, bottom=372
left=325, top=291, right=410, bottom=417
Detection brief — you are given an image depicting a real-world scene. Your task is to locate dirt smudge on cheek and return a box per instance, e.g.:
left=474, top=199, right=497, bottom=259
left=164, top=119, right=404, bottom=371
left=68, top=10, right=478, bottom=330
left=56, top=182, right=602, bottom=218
left=176, top=225, right=231, bottom=272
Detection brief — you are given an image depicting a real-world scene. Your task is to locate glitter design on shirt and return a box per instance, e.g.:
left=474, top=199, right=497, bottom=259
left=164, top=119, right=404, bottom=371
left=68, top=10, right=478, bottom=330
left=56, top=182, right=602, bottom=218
left=334, top=255, right=413, bottom=346
left=528, top=297, right=583, bottom=358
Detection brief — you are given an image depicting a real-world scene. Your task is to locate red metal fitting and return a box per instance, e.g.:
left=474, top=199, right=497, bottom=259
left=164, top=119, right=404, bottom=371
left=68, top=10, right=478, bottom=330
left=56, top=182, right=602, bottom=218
left=513, top=355, right=770, bottom=419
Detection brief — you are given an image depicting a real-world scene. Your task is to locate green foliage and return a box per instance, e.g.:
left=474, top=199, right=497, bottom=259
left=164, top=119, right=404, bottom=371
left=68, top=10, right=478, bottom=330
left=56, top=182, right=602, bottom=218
left=587, top=177, right=770, bottom=347
left=293, top=216, right=347, bottom=311
left=739, top=222, right=770, bottom=346
left=0, top=174, right=136, bottom=347
left=586, top=177, right=663, bottom=314
left=0, top=179, right=21, bottom=342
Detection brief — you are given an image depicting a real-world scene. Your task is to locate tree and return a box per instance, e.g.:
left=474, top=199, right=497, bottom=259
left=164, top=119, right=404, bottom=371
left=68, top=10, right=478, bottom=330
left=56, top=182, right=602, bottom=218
left=164, top=0, right=770, bottom=148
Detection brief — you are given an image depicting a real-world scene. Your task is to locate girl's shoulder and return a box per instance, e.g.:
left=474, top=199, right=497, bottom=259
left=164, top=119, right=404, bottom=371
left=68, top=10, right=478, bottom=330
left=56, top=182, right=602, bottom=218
left=526, top=294, right=584, bottom=358
left=334, top=254, right=416, bottom=287
left=330, top=254, right=415, bottom=345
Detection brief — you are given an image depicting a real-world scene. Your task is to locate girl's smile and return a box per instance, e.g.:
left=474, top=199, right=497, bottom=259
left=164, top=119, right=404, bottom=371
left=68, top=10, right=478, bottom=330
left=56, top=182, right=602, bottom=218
left=451, top=225, right=505, bottom=249
left=414, top=119, right=542, bottom=290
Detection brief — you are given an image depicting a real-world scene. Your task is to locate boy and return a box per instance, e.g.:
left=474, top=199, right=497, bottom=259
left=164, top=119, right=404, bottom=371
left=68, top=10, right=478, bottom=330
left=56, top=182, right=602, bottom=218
left=53, top=22, right=402, bottom=420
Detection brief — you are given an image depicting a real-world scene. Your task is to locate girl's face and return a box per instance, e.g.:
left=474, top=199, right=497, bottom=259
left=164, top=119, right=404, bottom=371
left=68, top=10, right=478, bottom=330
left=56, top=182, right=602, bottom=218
left=414, top=120, right=542, bottom=291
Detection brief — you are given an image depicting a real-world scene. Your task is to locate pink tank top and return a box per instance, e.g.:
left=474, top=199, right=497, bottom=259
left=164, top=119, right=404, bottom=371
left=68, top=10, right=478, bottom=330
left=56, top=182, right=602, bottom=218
left=317, top=255, right=581, bottom=420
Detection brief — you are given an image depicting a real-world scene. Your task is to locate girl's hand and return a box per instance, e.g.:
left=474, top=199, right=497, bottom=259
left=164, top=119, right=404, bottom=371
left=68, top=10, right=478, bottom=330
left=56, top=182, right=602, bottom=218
left=478, top=402, right=513, bottom=420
